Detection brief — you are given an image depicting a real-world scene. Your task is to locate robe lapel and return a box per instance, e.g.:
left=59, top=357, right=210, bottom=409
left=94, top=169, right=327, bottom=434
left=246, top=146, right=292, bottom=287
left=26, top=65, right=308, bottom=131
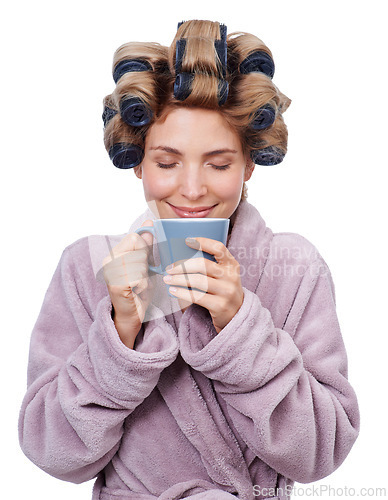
left=157, top=351, right=253, bottom=498
left=226, top=200, right=273, bottom=294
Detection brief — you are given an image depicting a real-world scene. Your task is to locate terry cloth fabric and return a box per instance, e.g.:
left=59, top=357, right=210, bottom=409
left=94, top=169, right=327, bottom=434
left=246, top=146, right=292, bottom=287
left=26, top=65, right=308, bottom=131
left=18, top=200, right=360, bottom=500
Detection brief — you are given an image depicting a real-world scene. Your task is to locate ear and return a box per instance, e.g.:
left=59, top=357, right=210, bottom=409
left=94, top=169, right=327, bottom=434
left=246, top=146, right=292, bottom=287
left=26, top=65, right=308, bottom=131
left=244, top=157, right=255, bottom=181
left=133, top=164, right=142, bottom=179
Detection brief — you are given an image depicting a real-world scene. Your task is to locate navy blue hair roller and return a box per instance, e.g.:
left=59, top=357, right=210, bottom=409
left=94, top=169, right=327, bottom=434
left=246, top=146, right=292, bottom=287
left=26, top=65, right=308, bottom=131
left=214, top=23, right=227, bottom=78
left=240, top=51, right=275, bottom=79
left=251, top=146, right=285, bottom=166
left=218, top=23, right=227, bottom=41
left=251, top=104, right=276, bottom=130
left=175, top=39, right=187, bottom=74
left=174, top=73, right=228, bottom=105
left=218, top=79, right=229, bottom=106
left=113, top=59, right=153, bottom=84
left=102, top=106, right=118, bottom=127
left=109, top=143, right=144, bottom=169
left=176, top=22, right=227, bottom=74
left=174, top=72, right=194, bottom=101
left=120, top=97, right=152, bottom=127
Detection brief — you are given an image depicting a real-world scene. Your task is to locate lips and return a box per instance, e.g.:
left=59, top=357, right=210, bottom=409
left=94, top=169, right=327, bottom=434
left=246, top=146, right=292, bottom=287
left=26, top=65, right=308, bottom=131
left=168, top=203, right=216, bottom=218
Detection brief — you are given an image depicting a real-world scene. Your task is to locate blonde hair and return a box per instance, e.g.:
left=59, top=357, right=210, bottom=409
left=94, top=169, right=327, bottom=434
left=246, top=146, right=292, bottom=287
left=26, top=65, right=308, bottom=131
left=103, top=20, right=291, bottom=202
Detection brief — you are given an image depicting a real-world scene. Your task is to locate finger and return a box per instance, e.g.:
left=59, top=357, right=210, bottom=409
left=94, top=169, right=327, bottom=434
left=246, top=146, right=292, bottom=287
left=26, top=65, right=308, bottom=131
left=166, top=256, right=224, bottom=280
left=133, top=274, right=152, bottom=295
left=163, top=272, right=212, bottom=294
left=103, top=248, right=148, bottom=269
left=102, top=237, right=146, bottom=268
left=103, top=254, right=148, bottom=285
left=185, top=237, right=232, bottom=264
left=168, top=284, right=219, bottom=310
left=139, top=278, right=155, bottom=301
left=105, top=271, right=142, bottom=288
left=103, top=220, right=154, bottom=265
left=108, top=284, right=137, bottom=299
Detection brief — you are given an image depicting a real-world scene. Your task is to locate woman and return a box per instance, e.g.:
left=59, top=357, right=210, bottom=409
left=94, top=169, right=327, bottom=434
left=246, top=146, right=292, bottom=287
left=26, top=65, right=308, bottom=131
left=19, top=20, right=360, bottom=500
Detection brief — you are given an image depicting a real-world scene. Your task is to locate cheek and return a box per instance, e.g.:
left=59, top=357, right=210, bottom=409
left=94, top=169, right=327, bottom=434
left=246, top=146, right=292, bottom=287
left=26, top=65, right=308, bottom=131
left=142, top=168, right=175, bottom=199
left=214, top=171, right=244, bottom=200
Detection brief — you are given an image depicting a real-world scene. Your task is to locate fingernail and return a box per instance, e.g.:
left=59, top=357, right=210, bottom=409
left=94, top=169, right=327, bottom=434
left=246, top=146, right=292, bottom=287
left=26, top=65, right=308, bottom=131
left=166, top=263, right=174, bottom=271
left=186, top=237, right=199, bottom=248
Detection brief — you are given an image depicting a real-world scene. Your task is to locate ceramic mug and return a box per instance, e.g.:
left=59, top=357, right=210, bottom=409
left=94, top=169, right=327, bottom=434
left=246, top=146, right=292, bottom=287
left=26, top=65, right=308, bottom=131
left=135, top=218, right=230, bottom=296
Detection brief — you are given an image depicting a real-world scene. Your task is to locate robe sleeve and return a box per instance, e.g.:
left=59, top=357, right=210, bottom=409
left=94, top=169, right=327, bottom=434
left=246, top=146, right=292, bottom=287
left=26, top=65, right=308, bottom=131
left=18, top=245, right=179, bottom=484
left=178, top=257, right=360, bottom=483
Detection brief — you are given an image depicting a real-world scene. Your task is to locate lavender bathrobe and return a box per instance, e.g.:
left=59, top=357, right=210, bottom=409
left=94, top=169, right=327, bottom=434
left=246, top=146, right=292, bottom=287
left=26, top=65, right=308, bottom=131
left=19, top=200, right=360, bottom=500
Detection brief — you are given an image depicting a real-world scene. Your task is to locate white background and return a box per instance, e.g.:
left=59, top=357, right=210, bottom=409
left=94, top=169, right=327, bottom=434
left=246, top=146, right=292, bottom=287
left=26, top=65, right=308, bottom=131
left=2, top=0, right=387, bottom=498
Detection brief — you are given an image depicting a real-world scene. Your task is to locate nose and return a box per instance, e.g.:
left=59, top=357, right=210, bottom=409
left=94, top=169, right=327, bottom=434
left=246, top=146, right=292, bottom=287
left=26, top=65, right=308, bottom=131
left=177, top=164, right=208, bottom=200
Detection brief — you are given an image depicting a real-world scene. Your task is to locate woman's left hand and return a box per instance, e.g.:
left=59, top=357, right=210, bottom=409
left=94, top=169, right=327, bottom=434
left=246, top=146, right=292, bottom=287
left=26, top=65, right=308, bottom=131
left=163, top=237, right=244, bottom=333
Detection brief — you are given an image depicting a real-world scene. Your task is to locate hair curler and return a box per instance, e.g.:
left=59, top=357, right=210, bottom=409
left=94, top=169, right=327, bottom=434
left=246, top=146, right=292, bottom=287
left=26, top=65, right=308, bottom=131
left=109, top=143, right=144, bottom=169
left=251, top=145, right=285, bottom=166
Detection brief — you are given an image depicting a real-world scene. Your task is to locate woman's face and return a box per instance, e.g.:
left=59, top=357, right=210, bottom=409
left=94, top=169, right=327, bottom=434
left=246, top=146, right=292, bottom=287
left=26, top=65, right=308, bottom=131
left=134, top=107, right=254, bottom=220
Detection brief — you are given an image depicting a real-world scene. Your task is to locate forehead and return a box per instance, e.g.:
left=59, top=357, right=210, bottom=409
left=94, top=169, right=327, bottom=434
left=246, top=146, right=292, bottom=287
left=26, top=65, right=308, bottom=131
left=145, top=107, right=242, bottom=151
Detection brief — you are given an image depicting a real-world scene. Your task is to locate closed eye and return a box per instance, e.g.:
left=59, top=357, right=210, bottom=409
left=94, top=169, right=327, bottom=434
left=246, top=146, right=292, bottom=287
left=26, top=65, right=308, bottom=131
left=210, top=164, right=230, bottom=170
left=157, top=162, right=177, bottom=169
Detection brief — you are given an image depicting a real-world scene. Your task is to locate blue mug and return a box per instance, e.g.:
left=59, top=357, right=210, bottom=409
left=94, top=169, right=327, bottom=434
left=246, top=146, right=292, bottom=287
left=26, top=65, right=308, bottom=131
left=135, top=218, right=230, bottom=296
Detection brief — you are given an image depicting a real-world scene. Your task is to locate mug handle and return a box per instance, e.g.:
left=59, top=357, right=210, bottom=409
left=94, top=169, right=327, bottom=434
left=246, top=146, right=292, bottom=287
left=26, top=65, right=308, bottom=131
left=135, top=226, right=163, bottom=275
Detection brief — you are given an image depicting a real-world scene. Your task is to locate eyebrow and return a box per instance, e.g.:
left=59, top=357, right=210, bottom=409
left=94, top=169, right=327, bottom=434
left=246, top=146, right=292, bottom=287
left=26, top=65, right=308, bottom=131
left=149, top=146, right=238, bottom=157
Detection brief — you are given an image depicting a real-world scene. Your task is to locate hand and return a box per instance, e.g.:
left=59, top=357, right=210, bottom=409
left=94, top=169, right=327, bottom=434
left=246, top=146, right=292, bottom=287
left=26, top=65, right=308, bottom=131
left=163, top=238, right=244, bottom=333
left=102, top=220, right=155, bottom=346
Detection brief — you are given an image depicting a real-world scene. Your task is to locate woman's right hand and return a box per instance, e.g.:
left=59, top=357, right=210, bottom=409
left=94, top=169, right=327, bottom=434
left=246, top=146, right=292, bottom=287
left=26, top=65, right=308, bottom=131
left=102, top=220, right=155, bottom=348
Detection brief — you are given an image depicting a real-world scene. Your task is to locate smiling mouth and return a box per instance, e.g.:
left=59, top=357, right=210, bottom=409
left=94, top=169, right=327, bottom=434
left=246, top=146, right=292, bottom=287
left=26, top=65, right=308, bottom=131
left=168, top=203, right=217, bottom=218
